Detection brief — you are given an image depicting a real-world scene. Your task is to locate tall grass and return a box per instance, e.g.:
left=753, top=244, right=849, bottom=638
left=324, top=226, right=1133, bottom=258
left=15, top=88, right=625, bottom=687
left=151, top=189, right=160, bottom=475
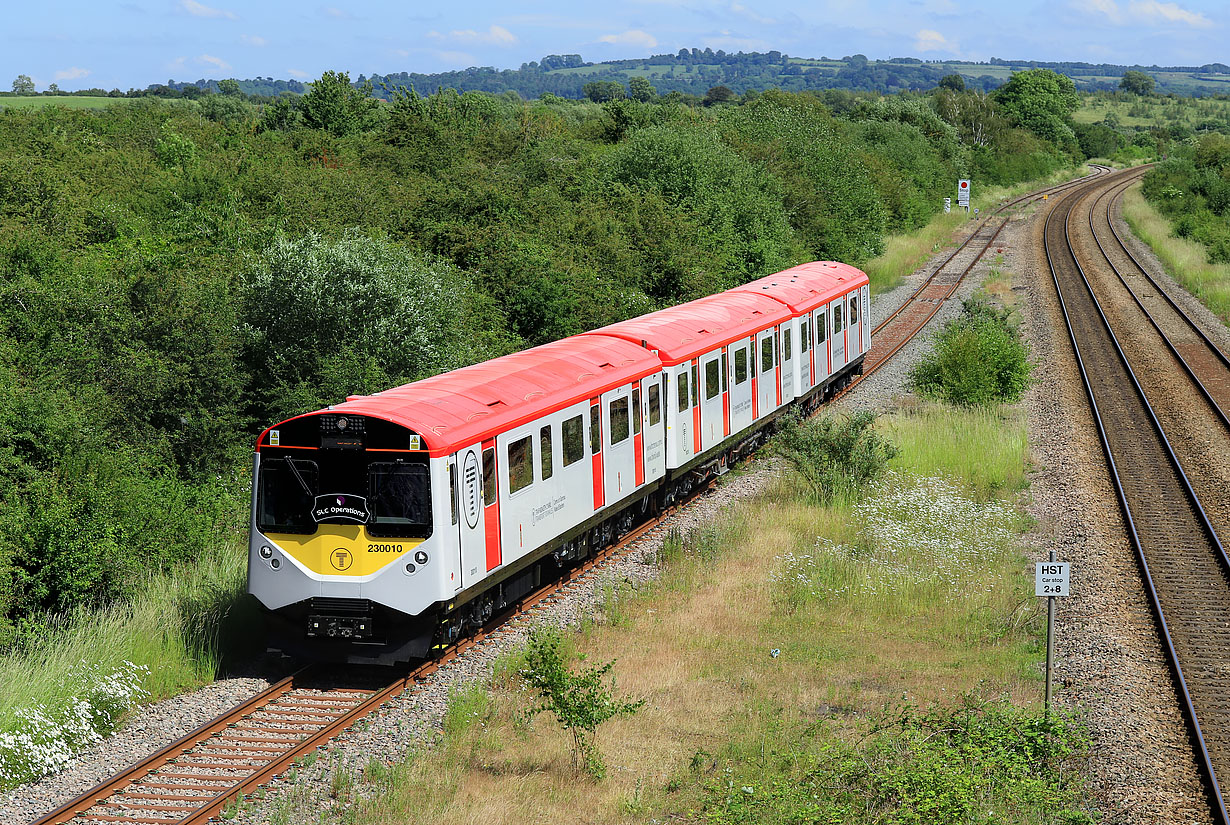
left=884, top=403, right=1029, bottom=499
left=864, top=165, right=1090, bottom=295
left=0, top=541, right=257, bottom=789
left=1121, top=184, right=1230, bottom=324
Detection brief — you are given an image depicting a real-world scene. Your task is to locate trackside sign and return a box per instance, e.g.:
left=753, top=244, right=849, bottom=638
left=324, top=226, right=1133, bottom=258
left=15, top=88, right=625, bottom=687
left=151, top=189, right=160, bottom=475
left=1035, top=562, right=1070, bottom=597
left=957, top=178, right=971, bottom=207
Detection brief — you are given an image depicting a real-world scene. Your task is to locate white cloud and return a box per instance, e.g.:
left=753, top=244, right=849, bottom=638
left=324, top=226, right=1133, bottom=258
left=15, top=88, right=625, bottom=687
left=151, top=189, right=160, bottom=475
left=181, top=0, right=236, bottom=19
left=428, top=25, right=517, bottom=45
left=914, top=29, right=955, bottom=52
left=1128, top=0, right=1213, bottom=27
left=1074, top=0, right=1124, bottom=22
left=54, top=67, right=90, bottom=81
left=287, top=68, right=310, bottom=79
left=322, top=6, right=352, bottom=18
left=241, top=34, right=267, bottom=46
left=197, top=54, right=232, bottom=70
left=598, top=29, right=659, bottom=48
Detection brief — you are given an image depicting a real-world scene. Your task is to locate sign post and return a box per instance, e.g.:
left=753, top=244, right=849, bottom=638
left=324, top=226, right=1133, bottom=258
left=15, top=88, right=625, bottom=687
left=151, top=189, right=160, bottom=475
left=943, top=197, right=951, bottom=214
left=1035, top=552, right=1071, bottom=714
left=957, top=178, right=971, bottom=212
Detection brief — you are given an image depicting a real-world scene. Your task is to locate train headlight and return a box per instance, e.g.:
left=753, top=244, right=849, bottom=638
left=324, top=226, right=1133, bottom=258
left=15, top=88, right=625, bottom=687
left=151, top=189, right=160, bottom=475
left=259, top=545, right=273, bottom=559
left=336, top=416, right=349, bottom=431
left=404, top=562, right=416, bottom=576
left=270, top=558, right=281, bottom=570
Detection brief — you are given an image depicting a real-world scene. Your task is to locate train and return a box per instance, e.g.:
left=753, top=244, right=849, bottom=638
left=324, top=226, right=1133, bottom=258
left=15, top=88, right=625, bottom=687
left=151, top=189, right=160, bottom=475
left=248, top=261, right=870, bottom=663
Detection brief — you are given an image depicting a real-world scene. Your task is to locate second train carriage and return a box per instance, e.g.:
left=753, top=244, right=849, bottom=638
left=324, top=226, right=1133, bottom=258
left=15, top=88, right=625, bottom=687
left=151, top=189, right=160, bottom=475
left=248, top=262, right=870, bottom=663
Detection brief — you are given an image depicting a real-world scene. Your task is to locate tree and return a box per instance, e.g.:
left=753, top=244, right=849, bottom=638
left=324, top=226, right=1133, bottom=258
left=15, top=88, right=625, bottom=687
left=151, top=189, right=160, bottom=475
left=938, top=73, right=965, bottom=93
left=627, top=75, right=656, bottom=102
left=11, top=75, right=35, bottom=95
left=994, top=69, right=1080, bottom=152
left=582, top=80, right=625, bottom=103
left=217, top=78, right=241, bottom=96
left=703, top=85, right=735, bottom=106
left=299, top=70, right=381, bottom=137
left=1120, top=70, right=1155, bottom=96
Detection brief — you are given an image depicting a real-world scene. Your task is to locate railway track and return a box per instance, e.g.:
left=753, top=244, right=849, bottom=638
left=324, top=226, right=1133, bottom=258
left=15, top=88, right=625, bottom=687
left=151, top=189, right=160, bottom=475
left=845, top=164, right=1112, bottom=394
left=26, top=165, right=1116, bottom=825
left=1045, top=167, right=1230, bottom=824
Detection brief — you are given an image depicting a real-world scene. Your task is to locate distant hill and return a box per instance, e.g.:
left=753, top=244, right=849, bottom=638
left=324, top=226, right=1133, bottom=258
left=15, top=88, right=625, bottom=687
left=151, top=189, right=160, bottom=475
left=157, top=50, right=1230, bottom=100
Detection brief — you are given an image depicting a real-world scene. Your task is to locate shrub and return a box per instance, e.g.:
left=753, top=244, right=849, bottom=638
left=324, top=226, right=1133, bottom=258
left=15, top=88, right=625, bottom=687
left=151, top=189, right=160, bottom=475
left=519, top=626, right=644, bottom=779
left=909, top=298, right=1032, bottom=406
left=771, top=410, right=898, bottom=503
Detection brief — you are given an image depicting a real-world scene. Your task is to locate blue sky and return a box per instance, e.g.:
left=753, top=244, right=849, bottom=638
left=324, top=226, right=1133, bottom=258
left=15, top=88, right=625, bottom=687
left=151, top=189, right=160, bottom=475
left=5, top=0, right=1227, bottom=91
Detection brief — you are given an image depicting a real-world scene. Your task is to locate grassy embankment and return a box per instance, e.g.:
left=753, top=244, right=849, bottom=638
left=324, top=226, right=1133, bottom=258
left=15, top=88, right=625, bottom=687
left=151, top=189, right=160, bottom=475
left=1121, top=183, right=1230, bottom=325
left=864, top=163, right=1092, bottom=295
left=1073, top=92, right=1230, bottom=131
left=268, top=234, right=1092, bottom=824
left=0, top=96, right=126, bottom=109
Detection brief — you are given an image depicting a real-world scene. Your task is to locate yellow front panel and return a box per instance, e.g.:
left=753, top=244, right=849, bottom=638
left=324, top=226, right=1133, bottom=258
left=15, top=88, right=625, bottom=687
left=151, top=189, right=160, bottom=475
left=268, top=525, right=424, bottom=576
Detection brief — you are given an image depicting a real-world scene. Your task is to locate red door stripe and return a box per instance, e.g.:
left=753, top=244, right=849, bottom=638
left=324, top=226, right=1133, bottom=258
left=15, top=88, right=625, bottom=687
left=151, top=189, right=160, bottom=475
left=482, top=439, right=501, bottom=572
left=590, top=399, right=604, bottom=510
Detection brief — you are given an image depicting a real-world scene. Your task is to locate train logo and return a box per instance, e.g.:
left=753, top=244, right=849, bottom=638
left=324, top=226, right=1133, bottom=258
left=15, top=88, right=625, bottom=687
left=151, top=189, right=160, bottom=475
left=462, top=451, right=481, bottom=528
left=311, top=494, right=370, bottom=524
left=330, top=548, right=353, bottom=571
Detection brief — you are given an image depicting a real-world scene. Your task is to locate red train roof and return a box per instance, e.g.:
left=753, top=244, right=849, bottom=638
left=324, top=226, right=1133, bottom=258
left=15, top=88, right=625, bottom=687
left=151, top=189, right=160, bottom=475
left=262, top=335, right=660, bottom=457
left=584, top=291, right=791, bottom=365
left=730, top=261, right=869, bottom=312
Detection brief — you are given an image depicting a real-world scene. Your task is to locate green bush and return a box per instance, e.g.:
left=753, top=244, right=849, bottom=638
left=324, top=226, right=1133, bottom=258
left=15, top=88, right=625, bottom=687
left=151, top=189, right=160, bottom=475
left=909, top=298, right=1032, bottom=406
left=771, top=410, right=898, bottom=503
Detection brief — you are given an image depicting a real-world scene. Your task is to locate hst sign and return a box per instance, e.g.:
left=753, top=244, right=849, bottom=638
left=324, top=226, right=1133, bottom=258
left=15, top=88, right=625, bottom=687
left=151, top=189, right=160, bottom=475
left=1035, top=562, right=1070, bottom=597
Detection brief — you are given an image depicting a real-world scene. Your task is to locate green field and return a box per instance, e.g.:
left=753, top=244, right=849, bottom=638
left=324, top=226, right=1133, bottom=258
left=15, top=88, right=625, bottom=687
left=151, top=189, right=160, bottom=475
left=0, top=96, right=127, bottom=109
left=1073, top=91, right=1230, bottom=130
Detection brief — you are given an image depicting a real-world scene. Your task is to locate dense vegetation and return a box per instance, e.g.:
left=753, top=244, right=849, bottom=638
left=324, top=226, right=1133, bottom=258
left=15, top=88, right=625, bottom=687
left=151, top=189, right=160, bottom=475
left=0, top=67, right=1112, bottom=643
left=1141, top=133, right=1230, bottom=263
left=909, top=298, right=1033, bottom=406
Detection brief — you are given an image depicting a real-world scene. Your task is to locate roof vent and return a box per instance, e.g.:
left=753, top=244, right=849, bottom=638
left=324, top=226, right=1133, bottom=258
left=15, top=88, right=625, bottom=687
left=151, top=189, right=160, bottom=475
left=486, top=399, right=506, bottom=408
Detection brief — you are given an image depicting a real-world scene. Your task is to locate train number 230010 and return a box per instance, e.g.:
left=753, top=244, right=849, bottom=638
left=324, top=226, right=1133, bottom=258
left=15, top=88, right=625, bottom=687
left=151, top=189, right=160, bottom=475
left=367, top=544, right=405, bottom=553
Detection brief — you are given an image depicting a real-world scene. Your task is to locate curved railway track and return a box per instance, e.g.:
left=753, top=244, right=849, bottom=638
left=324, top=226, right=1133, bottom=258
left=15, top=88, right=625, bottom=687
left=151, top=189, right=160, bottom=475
left=844, top=164, right=1112, bottom=395
left=26, top=165, right=1116, bottom=825
left=1044, top=167, right=1230, bottom=824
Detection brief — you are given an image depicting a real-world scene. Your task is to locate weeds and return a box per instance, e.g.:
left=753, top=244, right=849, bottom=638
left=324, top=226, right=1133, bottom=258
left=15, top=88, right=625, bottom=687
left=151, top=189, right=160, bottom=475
left=519, top=626, right=645, bottom=779
left=771, top=410, right=898, bottom=504
left=910, top=297, right=1032, bottom=406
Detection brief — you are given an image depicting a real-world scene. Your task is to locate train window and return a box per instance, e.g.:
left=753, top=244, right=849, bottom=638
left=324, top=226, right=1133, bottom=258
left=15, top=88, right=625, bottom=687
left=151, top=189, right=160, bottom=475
left=761, top=335, right=774, bottom=373
left=734, top=347, right=748, bottom=384
left=818, top=312, right=827, bottom=343
left=257, top=458, right=319, bottom=534
left=721, top=352, right=728, bottom=392
left=648, top=383, right=661, bottom=426
left=610, top=397, right=629, bottom=444
left=705, top=359, right=720, bottom=401
left=849, top=295, right=858, bottom=325
left=801, top=320, right=810, bottom=352
left=562, top=415, right=584, bottom=466
left=691, top=363, right=699, bottom=407
left=677, top=371, right=688, bottom=412
left=783, top=328, right=793, bottom=361
left=834, top=303, right=844, bottom=333
left=508, top=436, right=533, bottom=495
left=368, top=463, right=432, bottom=537
left=540, top=425, right=554, bottom=481
left=482, top=447, right=496, bottom=506
left=590, top=404, right=601, bottom=454
left=449, top=462, right=458, bottom=525
left=632, top=388, right=642, bottom=435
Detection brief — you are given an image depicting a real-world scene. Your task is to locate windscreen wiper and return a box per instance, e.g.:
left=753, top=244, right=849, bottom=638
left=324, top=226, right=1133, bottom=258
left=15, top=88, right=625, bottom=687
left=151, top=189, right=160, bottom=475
left=285, top=459, right=314, bottom=498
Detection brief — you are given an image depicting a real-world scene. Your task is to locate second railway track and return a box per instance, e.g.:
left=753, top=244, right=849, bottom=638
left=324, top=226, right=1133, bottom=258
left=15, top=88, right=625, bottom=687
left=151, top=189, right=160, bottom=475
left=1045, top=166, right=1230, bottom=824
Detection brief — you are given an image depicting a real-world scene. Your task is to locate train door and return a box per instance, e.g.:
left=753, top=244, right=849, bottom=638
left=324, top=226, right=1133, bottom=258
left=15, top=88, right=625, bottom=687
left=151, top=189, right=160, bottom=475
left=590, top=398, right=604, bottom=511
left=482, top=439, right=501, bottom=572
left=830, top=298, right=847, bottom=372
left=690, top=360, right=701, bottom=456
left=701, top=351, right=723, bottom=451
left=721, top=348, right=731, bottom=438
left=847, top=291, right=862, bottom=359
left=779, top=323, right=795, bottom=405
left=814, top=308, right=831, bottom=385
left=862, top=285, right=871, bottom=353
left=730, top=338, right=753, bottom=432
left=800, top=316, right=813, bottom=394
left=673, top=364, right=693, bottom=466
left=641, top=374, right=665, bottom=482
left=456, top=444, right=487, bottom=587
left=604, top=386, right=634, bottom=499
left=631, top=384, right=645, bottom=487
left=756, top=328, right=777, bottom=416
